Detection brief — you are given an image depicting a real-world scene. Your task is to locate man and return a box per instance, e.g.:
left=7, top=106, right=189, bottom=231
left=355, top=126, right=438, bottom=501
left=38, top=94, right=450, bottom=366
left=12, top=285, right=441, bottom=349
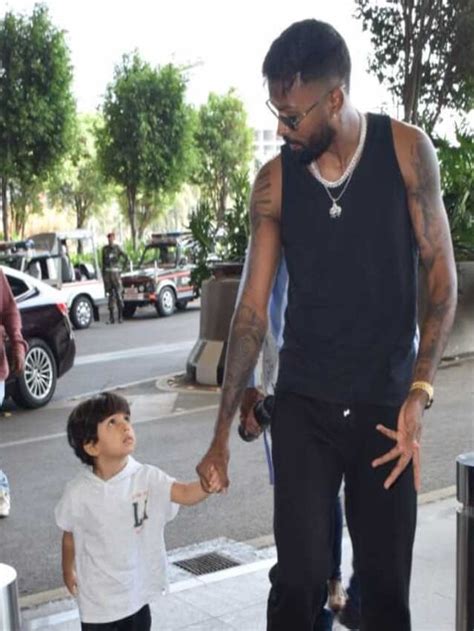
left=0, top=268, right=27, bottom=517
left=197, top=19, right=457, bottom=631
left=101, top=232, right=129, bottom=324
left=239, top=254, right=349, bottom=631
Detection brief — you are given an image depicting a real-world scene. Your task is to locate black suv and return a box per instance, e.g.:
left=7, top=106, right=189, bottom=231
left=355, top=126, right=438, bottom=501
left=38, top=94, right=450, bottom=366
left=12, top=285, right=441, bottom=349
left=3, top=266, right=76, bottom=408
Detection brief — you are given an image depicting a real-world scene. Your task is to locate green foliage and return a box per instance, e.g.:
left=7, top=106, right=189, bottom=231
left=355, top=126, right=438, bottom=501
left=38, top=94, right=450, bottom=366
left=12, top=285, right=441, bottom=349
left=189, top=169, right=251, bottom=289
left=122, top=238, right=145, bottom=267
left=192, top=89, right=254, bottom=223
left=188, top=199, right=217, bottom=289
left=49, top=113, right=113, bottom=228
left=0, top=3, right=75, bottom=239
left=96, top=53, right=193, bottom=247
left=354, top=0, right=474, bottom=132
left=9, top=176, right=44, bottom=237
left=436, top=130, right=474, bottom=259
left=220, top=169, right=251, bottom=262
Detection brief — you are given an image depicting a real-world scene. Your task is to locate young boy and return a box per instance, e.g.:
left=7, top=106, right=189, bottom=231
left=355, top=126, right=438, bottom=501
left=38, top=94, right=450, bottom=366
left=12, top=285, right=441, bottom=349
left=55, top=391, right=217, bottom=630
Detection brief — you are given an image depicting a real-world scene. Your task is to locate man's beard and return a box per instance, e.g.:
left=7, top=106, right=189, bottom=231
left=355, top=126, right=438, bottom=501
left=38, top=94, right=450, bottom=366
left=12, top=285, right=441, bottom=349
left=284, top=123, right=335, bottom=165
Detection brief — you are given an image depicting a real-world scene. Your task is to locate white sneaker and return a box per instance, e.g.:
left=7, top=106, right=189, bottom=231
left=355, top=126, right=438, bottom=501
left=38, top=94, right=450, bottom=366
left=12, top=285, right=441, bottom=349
left=0, top=488, right=10, bottom=517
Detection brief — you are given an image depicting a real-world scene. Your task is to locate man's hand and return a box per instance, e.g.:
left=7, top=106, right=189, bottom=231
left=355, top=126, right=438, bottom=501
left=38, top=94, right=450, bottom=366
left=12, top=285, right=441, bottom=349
left=11, top=349, right=25, bottom=375
left=196, top=440, right=230, bottom=493
left=372, top=392, right=425, bottom=491
left=239, top=387, right=265, bottom=438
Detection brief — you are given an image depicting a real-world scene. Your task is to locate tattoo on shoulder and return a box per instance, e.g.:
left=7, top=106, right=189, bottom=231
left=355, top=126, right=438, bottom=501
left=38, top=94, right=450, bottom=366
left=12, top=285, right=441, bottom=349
left=408, top=133, right=445, bottom=270
left=250, top=163, right=277, bottom=232
left=409, top=133, right=440, bottom=213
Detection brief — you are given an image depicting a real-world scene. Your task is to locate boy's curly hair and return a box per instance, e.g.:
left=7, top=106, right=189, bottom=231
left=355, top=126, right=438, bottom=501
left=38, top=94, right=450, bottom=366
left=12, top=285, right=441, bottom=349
left=67, top=391, right=130, bottom=466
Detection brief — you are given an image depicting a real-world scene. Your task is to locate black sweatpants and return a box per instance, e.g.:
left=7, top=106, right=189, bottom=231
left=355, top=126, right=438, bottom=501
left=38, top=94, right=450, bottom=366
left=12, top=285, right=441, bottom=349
left=267, top=391, right=417, bottom=631
left=81, top=604, right=151, bottom=630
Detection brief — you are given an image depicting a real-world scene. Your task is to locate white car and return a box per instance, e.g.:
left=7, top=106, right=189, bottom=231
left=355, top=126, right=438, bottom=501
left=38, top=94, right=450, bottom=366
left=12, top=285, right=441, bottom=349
left=1, top=230, right=107, bottom=329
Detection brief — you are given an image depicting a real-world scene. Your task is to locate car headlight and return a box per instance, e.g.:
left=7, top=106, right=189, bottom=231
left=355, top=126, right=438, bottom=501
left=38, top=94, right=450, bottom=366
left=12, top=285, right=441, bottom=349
left=138, top=284, right=145, bottom=292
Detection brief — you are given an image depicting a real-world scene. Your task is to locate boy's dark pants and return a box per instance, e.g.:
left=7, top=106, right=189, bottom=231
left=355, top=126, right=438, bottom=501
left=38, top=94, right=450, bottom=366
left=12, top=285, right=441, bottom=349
left=266, top=392, right=417, bottom=631
left=81, top=604, right=151, bottom=631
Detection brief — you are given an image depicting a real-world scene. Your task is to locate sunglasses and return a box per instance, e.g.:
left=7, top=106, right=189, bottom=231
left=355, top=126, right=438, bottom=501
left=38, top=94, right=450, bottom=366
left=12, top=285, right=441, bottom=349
left=265, top=86, right=340, bottom=131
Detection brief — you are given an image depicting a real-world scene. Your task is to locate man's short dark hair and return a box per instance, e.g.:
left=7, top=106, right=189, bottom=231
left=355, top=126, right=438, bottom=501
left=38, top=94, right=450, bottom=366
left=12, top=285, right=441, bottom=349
left=262, top=19, right=351, bottom=92
left=67, top=392, right=130, bottom=466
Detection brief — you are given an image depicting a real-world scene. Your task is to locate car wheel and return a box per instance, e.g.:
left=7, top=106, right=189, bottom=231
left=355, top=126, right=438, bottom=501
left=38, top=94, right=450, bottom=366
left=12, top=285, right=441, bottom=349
left=176, top=300, right=189, bottom=311
left=156, top=287, right=176, bottom=317
left=70, top=295, right=93, bottom=329
left=122, top=304, right=137, bottom=319
left=12, top=338, right=57, bottom=409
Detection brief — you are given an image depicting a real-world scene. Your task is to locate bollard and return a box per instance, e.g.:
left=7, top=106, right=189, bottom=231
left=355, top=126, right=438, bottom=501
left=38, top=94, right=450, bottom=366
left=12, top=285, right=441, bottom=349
left=0, top=563, right=21, bottom=631
left=456, top=453, right=474, bottom=631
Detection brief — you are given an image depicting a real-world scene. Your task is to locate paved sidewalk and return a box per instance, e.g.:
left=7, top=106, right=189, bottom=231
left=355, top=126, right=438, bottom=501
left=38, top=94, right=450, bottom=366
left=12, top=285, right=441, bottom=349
left=21, top=496, right=457, bottom=631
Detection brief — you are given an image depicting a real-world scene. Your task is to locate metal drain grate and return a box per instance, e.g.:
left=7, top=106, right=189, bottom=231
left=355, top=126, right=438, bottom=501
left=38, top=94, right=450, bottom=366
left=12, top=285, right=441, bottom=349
left=173, top=551, right=241, bottom=576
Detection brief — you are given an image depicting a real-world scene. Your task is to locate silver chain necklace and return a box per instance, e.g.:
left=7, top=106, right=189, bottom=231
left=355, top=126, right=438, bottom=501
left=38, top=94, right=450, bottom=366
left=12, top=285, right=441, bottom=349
left=309, top=112, right=367, bottom=219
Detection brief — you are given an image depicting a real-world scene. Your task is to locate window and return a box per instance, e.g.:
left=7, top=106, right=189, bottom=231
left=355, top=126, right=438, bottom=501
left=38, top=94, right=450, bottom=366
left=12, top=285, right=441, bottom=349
left=5, top=274, right=30, bottom=298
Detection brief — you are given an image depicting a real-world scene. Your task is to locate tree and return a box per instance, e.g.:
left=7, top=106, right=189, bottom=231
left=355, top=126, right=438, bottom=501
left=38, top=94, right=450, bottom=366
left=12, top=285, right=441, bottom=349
left=354, top=0, right=474, bottom=132
left=96, top=53, right=193, bottom=248
left=436, top=129, right=474, bottom=257
left=49, top=114, right=113, bottom=230
left=192, top=90, right=254, bottom=223
left=0, top=4, right=75, bottom=239
left=9, top=177, right=44, bottom=237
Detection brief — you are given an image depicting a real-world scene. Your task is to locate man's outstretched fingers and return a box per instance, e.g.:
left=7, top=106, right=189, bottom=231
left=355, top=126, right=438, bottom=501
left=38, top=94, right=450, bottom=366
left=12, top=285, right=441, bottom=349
left=376, top=424, right=398, bottom=440
left=413, top=442, right=421, bottom=492
left=384, top=454, right=411, bottom=489
left=372, top=446, right=401, bottom=468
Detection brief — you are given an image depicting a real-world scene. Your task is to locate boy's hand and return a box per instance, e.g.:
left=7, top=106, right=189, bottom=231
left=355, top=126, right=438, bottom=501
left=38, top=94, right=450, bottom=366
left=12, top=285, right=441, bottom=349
left=204, top=464, right=221, bottom=494
left=63, top=569, right=78, bottom=597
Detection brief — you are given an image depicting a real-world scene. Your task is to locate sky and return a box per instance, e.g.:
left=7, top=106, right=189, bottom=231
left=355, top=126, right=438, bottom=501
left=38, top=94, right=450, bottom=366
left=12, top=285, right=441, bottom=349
left=2, top=0, right=391, bottom=128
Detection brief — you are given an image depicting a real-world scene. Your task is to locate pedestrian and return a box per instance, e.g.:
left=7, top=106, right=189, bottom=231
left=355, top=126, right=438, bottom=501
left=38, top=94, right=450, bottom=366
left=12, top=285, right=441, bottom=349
left=0, top=268, right=27, bottom=517
left=238, top=254, right=351, bottom=630
left=197, top=18, right=457, bottom=631
left=101, top=232, right=129, bottom=324
left=55, top=391, right=218, bottom=629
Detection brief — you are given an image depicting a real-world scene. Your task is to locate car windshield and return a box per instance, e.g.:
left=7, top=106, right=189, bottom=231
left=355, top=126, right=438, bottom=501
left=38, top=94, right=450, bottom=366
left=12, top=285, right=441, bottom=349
left=0, top=255, right=24, bottom=271
left=139, top=245, right=177, bottom=267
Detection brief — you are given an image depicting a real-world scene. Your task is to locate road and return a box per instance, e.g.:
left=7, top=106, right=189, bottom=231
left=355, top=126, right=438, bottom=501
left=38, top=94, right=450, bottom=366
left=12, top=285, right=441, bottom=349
left=0, top=303, right=472, bottom=597
left=56, top=303, right=202, bottom=399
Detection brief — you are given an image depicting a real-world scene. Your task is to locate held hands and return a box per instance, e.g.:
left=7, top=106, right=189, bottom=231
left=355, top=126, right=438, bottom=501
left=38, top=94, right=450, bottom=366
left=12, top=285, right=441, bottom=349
left=372, top=391, right=425, bottom=491
left=196, top=440, right=230, bottom=494
left=201, top=464, right=221, bottom=494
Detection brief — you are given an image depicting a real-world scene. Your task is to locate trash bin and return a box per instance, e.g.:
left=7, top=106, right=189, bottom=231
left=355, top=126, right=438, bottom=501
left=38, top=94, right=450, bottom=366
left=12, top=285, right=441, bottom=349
left=456, top=452, right=474, bottom=631
left=0, top=563, right=21, bottom=631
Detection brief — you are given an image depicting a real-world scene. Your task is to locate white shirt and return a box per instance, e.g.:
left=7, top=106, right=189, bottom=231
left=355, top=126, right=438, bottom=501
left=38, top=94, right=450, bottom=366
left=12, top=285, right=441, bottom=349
left=55, top=457, right=179, bottom=624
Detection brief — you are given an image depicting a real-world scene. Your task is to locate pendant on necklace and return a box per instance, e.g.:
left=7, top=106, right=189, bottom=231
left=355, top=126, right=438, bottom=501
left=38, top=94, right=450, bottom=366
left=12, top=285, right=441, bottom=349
left=329, top=201, right=342, bottom=219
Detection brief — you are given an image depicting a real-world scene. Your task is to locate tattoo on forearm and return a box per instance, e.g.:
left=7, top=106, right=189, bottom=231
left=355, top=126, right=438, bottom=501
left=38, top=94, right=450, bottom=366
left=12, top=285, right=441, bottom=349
left=215, top=303, right=266, bottom=435
left=414, top=287, right=456, bottom=382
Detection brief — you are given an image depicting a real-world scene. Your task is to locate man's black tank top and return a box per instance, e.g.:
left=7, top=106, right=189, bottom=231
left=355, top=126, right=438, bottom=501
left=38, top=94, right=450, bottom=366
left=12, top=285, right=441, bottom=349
left=277, top=113, right=418, bottom=406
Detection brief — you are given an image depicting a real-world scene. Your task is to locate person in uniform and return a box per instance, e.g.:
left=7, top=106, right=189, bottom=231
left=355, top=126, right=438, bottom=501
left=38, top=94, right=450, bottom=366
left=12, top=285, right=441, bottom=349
left=101, top=232, right=129, bottom=324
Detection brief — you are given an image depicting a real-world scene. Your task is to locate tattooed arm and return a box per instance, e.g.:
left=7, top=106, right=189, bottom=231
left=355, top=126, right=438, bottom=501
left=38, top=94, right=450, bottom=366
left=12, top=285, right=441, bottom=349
left=196, top=158, right=282, bottom=492
left=372, top=122, right=457, bottom=491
